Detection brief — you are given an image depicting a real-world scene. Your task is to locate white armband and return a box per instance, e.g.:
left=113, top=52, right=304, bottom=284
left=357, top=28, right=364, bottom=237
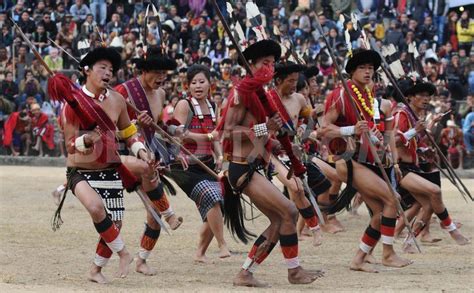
left=75, top=135, right=91, bottom=152
left=131, top=141, right=146, bottom=157
left=253, top=123, right=268, bottom=137
left=403, top=128, right=417, bottom=141
left=340, top=126, right=355, bottom=137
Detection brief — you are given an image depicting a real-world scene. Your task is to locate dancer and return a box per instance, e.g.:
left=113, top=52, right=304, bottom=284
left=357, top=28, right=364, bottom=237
left=219, top=39, right=321, bottom=286
left=165, top=64, right=231, bottom=262
left=53, top=46, right=147, bottom=283
left=322, top=48, right=412, bottom=272
left=115, top=46, right=183, bottom=275
left=393, top=79, right=470, bottom=251
left=270, top=61, right=330, bottom=246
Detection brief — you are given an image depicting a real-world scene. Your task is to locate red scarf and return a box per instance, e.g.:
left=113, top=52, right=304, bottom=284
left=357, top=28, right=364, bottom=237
left=48, top=74, right=138, bottom=191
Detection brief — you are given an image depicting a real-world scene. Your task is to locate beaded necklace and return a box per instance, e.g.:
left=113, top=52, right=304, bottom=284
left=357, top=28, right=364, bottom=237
left=350, top=83, right=374, bottom=117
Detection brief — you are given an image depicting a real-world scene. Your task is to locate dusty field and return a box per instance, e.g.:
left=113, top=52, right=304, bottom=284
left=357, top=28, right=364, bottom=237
left=0, top=166, right=473, bottom=292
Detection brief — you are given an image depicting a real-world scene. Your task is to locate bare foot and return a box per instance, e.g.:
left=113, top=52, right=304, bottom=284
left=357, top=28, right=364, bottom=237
left=166, top=214, right=183, bottom=230
left=327, top=216, right=345, bottom=232
left=116, top=250, right=132, bottom=278
left=288, top=266, right=320, bottom=284
left=306, top=269, right=325, bottom=278
left=450, top=230, right=471, bottom=245
left=12, top=151, right=20, bottom=157
left=300, top=226, right=312, bottom=237
left=350, top=261, right=378, bottom=273
left=402, top=237, right=420, bottom=254
left=382, top=253, right=413, bottom=268
left=233, top=270, right=269, bottom=287
left=364, top=254, right=379, bottom=264
left=135, top=258, right=157, bottom=276
left=194, top=254, right=214, bottom=264
left=312, top=229, right=323, bottom=247
left=420, top=232, right=442, bottom=243
left=88, top=265, right=108, bottom=284
left=321, top=223, right=343, bottom=234
left=219, top=244, right=231, bottom=259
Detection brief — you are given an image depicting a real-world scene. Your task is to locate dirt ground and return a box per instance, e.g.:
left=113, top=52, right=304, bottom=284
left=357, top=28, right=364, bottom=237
left=0, top=166, right=473, bottom=292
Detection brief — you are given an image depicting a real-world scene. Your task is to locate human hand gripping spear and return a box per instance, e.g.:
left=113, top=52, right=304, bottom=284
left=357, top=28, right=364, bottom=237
left=369, top=38, right=473, bottom=202
left=313, top=17, right=422, bottom=253
left=11, top=19, right=169, bottom=234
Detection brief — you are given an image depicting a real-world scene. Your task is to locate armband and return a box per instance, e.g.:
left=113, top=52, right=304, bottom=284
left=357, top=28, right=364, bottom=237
left=119, top=123, right=137, bottom=139
left=403, top=128, right=417, bottom=141
left=299, top=106, right=312, bottom=119
left=167, top=124, right=185, bottom=136
left=340, top=126, right=355, bottom=137
left=253, top=123, right=268, bottom=137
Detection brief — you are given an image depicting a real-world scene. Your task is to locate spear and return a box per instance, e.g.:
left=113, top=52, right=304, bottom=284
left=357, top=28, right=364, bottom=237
left=369, top=38, right=472, bottom=202
left=313, top=16, right=422, bottom=252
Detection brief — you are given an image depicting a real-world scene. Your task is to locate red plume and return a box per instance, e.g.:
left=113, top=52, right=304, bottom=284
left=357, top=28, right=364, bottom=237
left=48, top=74, right=76, bottom=102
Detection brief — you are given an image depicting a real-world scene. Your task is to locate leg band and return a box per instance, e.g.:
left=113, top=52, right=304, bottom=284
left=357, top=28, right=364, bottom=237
left=360, top=225, right=381, bottom=253
left=93, top=217, right=124, bottom=253
left=380, top=216, right=397, bottom=245
left=298, top=206, right=319, bottom=230
left=139, top=223, right=161, bottom=260
left=280, top=233, right=300, bottom=269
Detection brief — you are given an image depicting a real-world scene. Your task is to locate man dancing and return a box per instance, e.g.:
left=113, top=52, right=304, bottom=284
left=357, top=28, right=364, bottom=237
left=219, top=40, right=321, bottom=287
left=393, top=79, right=470, bottom=251
left=322, top=48, right=412, bottom=272
left=115, top=46, right=182, bottom=275
left=52, top=46, right=150, bottom=283
left=270, top=61, right=331, bottom=246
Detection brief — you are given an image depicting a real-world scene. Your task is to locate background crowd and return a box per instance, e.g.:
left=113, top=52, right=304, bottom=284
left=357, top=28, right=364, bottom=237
left=0, top=0, right=472, bottom=168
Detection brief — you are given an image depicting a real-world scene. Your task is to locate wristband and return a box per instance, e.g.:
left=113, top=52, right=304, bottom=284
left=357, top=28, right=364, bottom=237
left=253, top=123, right=268, bottom=137
left=403, top=128, right=417, bottom=141
left=340, top=126, right=355, bottom=136
left=131, top=141, right=146, bottom=157
left=75, top=135, right=91, bottom=152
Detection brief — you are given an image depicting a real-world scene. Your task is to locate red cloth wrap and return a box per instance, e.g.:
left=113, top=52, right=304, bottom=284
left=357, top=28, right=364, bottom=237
left=47, top=74, right=138, bottom=192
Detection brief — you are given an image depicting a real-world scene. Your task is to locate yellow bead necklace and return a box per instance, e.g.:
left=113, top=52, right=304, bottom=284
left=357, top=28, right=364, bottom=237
left=351, top=83, right=374, bottom=117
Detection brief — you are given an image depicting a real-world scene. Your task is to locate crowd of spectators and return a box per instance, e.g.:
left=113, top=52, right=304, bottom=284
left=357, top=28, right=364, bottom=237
left=0, top=0, right=472, bottom=168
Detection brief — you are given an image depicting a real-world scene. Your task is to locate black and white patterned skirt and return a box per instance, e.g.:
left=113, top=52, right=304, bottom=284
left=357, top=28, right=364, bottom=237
left=67, top=168, right=125, bottom=221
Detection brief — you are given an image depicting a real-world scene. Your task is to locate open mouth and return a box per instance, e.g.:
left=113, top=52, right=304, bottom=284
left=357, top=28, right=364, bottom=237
left=102, top=78, right=110, bottom=84
left=195, top=90, right=203, bottom=95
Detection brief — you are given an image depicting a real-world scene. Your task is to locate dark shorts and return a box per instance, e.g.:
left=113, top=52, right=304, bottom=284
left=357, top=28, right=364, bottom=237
left=227, top=160, right=265, bottom=195
left=398, top=162, right=441, bottom=209
left=67, top=167, right=125, bottom=221
left=306, top=161, right=332, bottom=197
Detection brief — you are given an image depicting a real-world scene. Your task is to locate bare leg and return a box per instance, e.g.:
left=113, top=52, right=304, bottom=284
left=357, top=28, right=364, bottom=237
left=74, top=182, right=132, bottom=280
left=241, top=173, right=320, bottom=284
left=401, top=172, right=469, bottom=245
left=206, top=203, right=231, bottom=258
left=273, top=158, right=322, bottom=247
left=194, top=222, right=214, bottom=263
left=336, top=160, right=412, bottom=271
